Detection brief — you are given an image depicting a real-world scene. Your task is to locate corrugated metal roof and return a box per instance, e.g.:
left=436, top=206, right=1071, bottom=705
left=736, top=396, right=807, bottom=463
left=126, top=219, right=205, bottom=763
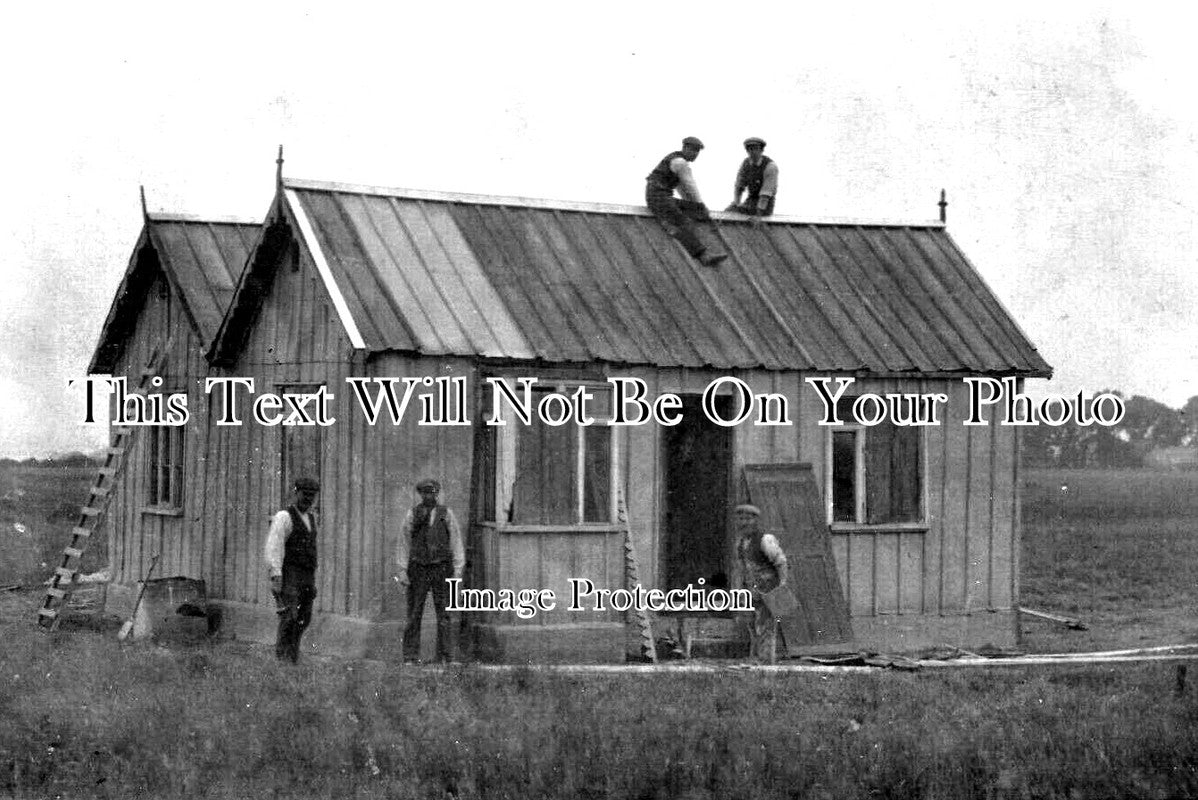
left=147, top=217, right=256, bottom=346
left=263, top=178, right=1051, bottom=375
left=90, top=216, right=257, bottom=373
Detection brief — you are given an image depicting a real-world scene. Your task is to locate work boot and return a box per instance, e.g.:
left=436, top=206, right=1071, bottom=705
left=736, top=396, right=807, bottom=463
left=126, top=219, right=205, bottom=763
left=700, top=251, right=728, bottom=267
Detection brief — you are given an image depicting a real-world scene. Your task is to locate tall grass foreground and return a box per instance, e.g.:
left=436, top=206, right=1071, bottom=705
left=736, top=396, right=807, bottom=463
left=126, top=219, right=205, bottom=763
left=3, top=634, right=1198, bottom=799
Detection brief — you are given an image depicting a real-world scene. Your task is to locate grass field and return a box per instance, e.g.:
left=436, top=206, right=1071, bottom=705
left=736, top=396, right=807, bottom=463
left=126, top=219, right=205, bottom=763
left=2, top=465, right=1198, bottom=798
left=1020, top=468, right=1198, bottom=653
left=0, top=465, right=103, bottom=589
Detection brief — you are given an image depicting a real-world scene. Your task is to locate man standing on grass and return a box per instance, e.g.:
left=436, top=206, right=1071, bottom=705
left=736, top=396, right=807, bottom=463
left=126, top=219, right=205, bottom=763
left=265, top=476, right=320, bottom=663
left=735, top=503, right=789, bottom=664
left=394, top=479, right=465, bottom=664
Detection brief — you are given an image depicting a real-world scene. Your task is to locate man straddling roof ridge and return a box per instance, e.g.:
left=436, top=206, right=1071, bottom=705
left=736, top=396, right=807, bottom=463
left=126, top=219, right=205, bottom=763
left=727, top=137, right=778, bottom=219
left=645, top=137, right=728, bottom=267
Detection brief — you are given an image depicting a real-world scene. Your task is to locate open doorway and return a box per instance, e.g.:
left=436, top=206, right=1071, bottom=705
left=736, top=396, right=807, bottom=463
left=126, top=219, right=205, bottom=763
left=662, top=394, right=733, bottom=590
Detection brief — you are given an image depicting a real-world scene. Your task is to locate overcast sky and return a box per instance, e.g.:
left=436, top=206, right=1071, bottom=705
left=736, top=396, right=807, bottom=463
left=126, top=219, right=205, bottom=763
left=1, top=2, right=1195, bottom=457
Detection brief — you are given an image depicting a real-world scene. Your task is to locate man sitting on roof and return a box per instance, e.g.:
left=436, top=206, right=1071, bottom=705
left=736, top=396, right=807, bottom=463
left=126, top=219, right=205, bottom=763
left=726, top=137, right=778, bottom=218
left=645, top=137, right=728, bottom=268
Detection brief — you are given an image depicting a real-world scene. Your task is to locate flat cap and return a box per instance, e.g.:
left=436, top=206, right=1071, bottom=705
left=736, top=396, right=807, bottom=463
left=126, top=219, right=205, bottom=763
left=294, top=476, right=321, bottom=492
left=733, top=503, right=761, bottom=517
left=681, top=136, right=705, bottom=149
left=415, top=478, right=441, bottom=492
left=743, top=137, right=766, bottom=149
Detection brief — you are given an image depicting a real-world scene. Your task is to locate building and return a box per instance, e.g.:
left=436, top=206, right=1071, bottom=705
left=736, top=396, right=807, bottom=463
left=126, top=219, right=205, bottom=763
left=92, top=174, right=1051, bottom=661
left=89, top=211, right=257, bottom=596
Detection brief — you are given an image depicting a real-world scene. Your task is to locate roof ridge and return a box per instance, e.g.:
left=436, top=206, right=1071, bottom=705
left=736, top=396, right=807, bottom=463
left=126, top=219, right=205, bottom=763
left=282, top=177, right=945, bottom=229
left=146, top=212, right=261, bottom=226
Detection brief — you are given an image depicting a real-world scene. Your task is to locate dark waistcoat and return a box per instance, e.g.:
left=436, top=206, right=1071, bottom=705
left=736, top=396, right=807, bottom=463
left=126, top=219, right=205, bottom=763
left=738, top=532, right=781, bottom=592
left=736, top=156, right=773, bottom=206
left=283, top=506, right=318, bottom=576
left=410, top=504, right=452, bottom=565
left=646, top=151, right=686, bottom=191
left=738, top=532, right=771, bottom=570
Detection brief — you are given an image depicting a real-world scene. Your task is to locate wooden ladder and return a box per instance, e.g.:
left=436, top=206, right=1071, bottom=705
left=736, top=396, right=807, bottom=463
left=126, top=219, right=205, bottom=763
left=617, top=489, right=656, bottom=663
left=36, top=342, right=171, bottom=631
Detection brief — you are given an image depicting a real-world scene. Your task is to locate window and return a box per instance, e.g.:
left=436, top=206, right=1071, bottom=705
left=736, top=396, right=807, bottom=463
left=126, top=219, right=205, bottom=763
left=499, top=383, right=616, bottom=525
left=147, top=424, right=184, bottom=509
left=278, top=384, right=324, bottom=507
left=828, top=406, right=922, bottom=525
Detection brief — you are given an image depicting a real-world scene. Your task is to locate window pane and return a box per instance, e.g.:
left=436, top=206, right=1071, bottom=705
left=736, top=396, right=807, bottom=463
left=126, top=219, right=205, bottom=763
left=865, top=422, right=921, bottom=523
left=831, top=431, right=857, bottom=522
left=588, top=385, right=612, bottom=424
left=865, top=422, right=893, bottom=524
left=513, top=399, right=576, bottom=524
left=889, top=425, right=921, bottom=522
left=583, top=424, right=611, bottom=522
left=171, top=427, right=184, bottom=508
left=148, top=427, right=160, bottom=504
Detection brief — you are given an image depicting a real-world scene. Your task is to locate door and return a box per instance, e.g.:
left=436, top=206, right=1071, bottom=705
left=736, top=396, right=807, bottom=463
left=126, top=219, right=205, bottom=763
left=663, top=395, right=733, bottom=590
left=743, top=463, right=854, bottom=646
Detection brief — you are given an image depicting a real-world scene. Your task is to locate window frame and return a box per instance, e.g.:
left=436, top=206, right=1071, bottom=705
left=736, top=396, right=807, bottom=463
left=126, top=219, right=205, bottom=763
left=824, top=418, right=928, bottom=529
left=491, top=378, right=621, bottom=529
left=829, top=424, right=867, bottom=524
left=144, top=421, right=185, bottom=514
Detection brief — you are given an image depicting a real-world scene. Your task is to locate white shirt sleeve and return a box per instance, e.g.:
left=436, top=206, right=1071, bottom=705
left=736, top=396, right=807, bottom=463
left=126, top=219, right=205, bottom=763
left=395, top=507, right=415, bottom=574
left=264, top=510, right=292, bottom=578
left=760, top=161, right=779, bottom=198
left=670, top=156, right=704, bottom=204
left=761, top=531, right=790, bottom=582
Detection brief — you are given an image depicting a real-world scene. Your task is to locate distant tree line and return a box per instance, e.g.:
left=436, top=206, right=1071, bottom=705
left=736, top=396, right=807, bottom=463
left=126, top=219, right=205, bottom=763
left=1022, top=393, right=1198, bottom=469
left=0, top=452, right=102, bottom=469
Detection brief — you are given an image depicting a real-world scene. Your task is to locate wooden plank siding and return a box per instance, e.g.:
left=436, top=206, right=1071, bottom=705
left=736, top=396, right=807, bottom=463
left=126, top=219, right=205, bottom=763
left=100, top=274, right=1021, bottom=634
left=101, top=272, right=207, bottom=587
left=469, top=368, right=1017, bottom=636
left=207, top=242, right=484, bottom=619
left=97, top=243, right=1019, bottom=635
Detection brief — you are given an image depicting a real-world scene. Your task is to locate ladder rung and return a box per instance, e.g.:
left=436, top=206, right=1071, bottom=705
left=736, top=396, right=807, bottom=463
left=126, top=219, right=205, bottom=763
left=80, top=507, right=102, bottom=517
left=98, top=467, right=118, bottom=477
left=111, top=426, right=132, bottom=438
left=71, top=526, right=93, bottom=538
left=55, top=567, right=77, bottom=581
left=89, top=485, right=110, bottom=498
left=38, top=607, right=59, bottom=619
left=46, top=587, right=66, bottom=599
left=106, top=447, right=125, bottom=457
left=63, top=547, right=84, bottom=559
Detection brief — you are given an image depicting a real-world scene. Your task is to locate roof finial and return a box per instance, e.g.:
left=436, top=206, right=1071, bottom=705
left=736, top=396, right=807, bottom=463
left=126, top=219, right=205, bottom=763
left=276, top=145, right=284, bottom=187
left=938, top=189, right=948, bottom=224
left=139, top=185, right=149, bottom=220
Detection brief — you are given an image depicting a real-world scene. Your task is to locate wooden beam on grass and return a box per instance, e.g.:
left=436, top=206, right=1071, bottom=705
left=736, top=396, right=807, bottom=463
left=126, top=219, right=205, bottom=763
left=1019, top=607, right=1088, bottom=630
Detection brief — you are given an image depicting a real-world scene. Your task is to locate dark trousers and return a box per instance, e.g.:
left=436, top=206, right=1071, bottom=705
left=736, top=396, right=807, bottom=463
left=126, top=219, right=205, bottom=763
left=275, top=575, right=316, bottom=663
left=646, top=186, right=706, bottom=258
left=730, top=195, right=775, bottom=217
left=404, top=562, right=454, bottom=662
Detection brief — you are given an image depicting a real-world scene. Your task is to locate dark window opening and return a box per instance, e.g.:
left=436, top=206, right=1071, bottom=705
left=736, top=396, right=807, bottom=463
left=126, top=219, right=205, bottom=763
left=830, top=401, right=922, bottom=525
